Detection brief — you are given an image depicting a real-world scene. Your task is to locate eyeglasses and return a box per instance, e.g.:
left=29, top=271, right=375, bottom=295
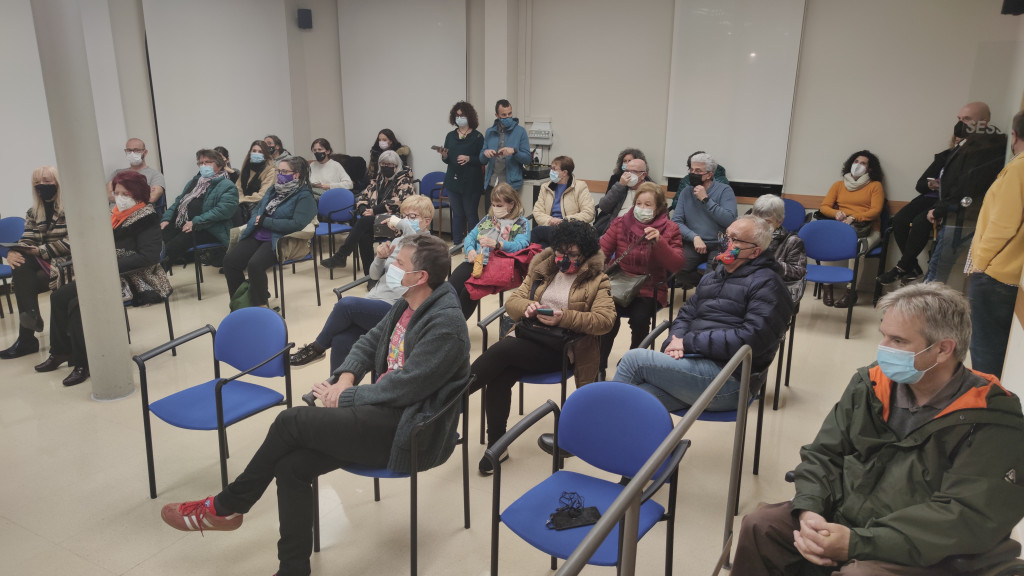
left=124, top=148, right=145, bottom=154
left=625, top=169, right=646, bottom=175
left=689, top=169, right=707, bottom=175
left=278, top=169, right=295, bottom=176
left=401, top=213, right=420, bottom=219
left=718, top=232, right=757, bottom=247
left=196, top=160, right=217, bottom=167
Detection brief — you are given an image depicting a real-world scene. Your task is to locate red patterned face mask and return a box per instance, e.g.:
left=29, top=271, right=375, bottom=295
left=555, top=255, right=580, bottom=274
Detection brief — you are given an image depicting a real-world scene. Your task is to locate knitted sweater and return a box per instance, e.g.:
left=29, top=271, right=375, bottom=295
left=819, top=180, right=884, bottom=228
left=969, top=152, right=1024, bottom=285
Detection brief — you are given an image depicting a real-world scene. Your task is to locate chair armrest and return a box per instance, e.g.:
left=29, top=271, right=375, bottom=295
left=214, top=343, right=296, bottom=393
left=640, top=439, right=691, bottom=503
left=477, top=305, right=508, bottom=352
left=411, top=376, right=475, bottom=447
left=133, top=325, right=215, bottom=366
left=485, top=400, right=559, bottom=473
left=638, top=320, right=671, bottom=350
left=325, top=203, right=356, bottom=221
left=334, top=275, right=372, bottom=300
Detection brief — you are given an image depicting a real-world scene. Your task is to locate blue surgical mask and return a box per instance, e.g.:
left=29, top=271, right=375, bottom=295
left=549, top=169, right=560, bottom=183
left=198, top=165, right=215, bottom=179
left=250, top=152, right=264, bottom=164
left=500, top=117, right=515, bottom=129
left=876, top=343, right=937, bottom=384
left=455, top=116, right=468, bottom=128
left=405, top=218, right=421, bottom=233
left=385, top=264, right=411, bottom=292
left=621, top=162, right=628, bottom=172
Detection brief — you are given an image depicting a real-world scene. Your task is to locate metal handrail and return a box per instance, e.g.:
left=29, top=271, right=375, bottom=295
left=554, top=344, right=753, bottom=576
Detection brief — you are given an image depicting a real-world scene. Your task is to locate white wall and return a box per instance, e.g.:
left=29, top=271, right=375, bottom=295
left=338, top=0, right=467, bottom=181
left=784, top=0, right=1023, bottom=202
left=0, top=0, right=56, bottom=219
left=142, top=0, right=294, bottom=194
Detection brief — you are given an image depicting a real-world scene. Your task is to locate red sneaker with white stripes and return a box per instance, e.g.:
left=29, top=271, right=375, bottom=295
left=161, top=497, right=243, bottom=534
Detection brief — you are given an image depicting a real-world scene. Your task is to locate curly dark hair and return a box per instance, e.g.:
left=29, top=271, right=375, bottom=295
left=551, top=220, right=600, bottom=260
left=448, top=101, right=479, bottom=130
left=615, top=148, right=647, bottom=173
left=841, top=150, right=884, bottom=183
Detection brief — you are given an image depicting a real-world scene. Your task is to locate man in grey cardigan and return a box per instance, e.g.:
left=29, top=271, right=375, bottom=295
left=672, top=152, right=737, bottom=289
left=160, top=234, right=471, bottom=576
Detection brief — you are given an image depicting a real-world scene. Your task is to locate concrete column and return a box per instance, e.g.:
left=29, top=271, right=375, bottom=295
left=31, top=0, right=134, bottom=401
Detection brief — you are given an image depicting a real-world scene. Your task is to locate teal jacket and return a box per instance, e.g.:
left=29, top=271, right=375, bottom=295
left=480, top=118, right=532, bottom=190
left=793, top=364, right=1024, bottom=567
left=239, top=184, right=317, bottom=253
left=162, top=175, right=239, bottom=247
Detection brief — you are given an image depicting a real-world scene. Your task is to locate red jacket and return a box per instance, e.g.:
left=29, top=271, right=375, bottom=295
left=600, top=210, right=684, bottom=306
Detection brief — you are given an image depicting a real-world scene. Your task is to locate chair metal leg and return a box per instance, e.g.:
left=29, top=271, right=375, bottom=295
left=785, top=317, right=796, bottom=387
left=3, top=278, right=12, bottom=314
left=279, top=263, right=287, bottom=319
left=312, top=475, right=321, bottom=552
left=480, top=385, right=487, bottom=445
left=410, top=470, right=418, bottom=576
left=164, top=297, right=177, bottom=357
left=312, top=243, right=322, bottom=307
left=773, top=337, right=785, bottom=411
left=518, top=381, right=524, bottom=415
left=124, top=306, right=132, bottom=344
left=143, top=406, right=158, bottom=499
left=194, top=253, right=204, bottom=300
left=461, top=398, right=471, bottom=529
left=218, top=426, right=229, bottom=489
left=753, top=386, right=766, bottom=476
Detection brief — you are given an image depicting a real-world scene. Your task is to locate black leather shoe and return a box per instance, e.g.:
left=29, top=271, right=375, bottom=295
left=320, top=253, right=348, bottom=269
left=290, top=343, right=326, bottom=366
left=821, top=285, right=834, bottom=307
left=63, top=365, right=90, bottom=387
left=35, top=354, right=71, bottom=373
left=537, top=433, right=575, bottom=459
left=833, top=289, right=859, bottom=309
left=478, top=449, right=509, bottom=476
left=0, top=336, right=40, bottom=359
left=20, top=310, right=44, bottom=332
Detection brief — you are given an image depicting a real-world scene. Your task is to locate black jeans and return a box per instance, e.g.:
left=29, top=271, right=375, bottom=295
left=332, top=215, right=376, bottom=273
left=223, top=237, right=277, bottom=306
left=890, top=194, right=937, bottom=271
left=676, top=240, right=721, bottom=290
left=162, top=226, right=219, bottom=267
left=598, top=297, right=659, bottom=372
left=10, top=257, right=50, bottom=341
left=968, top=272, right=1016, bottom=379
left=215, top=405, right=403, bottom=576
left=49, top=282, right=87, bottom=367
left=448, top=261, right=478, bottom=320
left=471, top=335, right=563, bottom=445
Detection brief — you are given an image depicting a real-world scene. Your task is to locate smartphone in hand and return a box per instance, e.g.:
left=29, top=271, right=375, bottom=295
left=536, top=308, right=555, bottom=316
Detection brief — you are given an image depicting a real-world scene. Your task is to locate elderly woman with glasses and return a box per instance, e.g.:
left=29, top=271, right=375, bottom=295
left=160, top=149, right=238, bottom=271
left=321, top=149, right=416, bottom=273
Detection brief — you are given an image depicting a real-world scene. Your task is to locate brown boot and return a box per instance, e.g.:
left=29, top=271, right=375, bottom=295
left=822, top=285, right=834, bottom=307
left=833, top=288, right=858, bottom=308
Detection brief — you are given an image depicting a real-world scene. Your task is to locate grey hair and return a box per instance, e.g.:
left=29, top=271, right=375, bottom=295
left=877, top=283, right=971, bottom=362
left=690, top=152, right=717, bottom=175
left=378, top=149, right=403, bottom=171
left=751, top=195, right=786, bottom=227
left=738, top=214, right=772, bottom=250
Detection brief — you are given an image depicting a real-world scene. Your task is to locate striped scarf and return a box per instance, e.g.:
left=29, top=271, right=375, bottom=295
left=175, top=172, right=225, bottom=228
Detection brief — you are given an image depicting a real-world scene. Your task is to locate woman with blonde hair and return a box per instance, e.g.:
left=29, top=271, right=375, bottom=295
left=1, top=166, right=72, bottom=359
left=448, top=182, right=533, bottom=319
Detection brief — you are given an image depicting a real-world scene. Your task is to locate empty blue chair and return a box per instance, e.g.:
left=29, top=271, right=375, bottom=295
left=781, top=197, right=807, bottom=233
left=273, top=235, right=321, bottom=318
left=184, top=234, right=225, bottom=300
left=133, top=307, right=294, bottom=498
left=419, top=171, right=449, bottom=236
left=486, top=380, right=688, bottom=575
left=799, top=220, right=860, bottom=339
left=314, top=187, right=356, bottom=281
left=0, top=216, right=27, bottom=317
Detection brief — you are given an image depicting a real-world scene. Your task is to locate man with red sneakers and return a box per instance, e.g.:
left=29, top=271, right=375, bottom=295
left=732, top=283, right=1024, bottom=575
left=160, top=234, right=471, bottom=576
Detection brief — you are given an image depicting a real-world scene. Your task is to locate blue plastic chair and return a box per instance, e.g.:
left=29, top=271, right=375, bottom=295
left=799, top=220, right=860, bottom=339
left=133, top=307, right=294, bottom=498
left=309, top=376, right=473, bottom=576
left=781, top=197, right=807, bottom=233
left=486, top=380, right=689, bottom=575
left=184, top=233, right=225, bottom=300
left=867, top=200, right=892, bottom=305
left=314, top=187, right=356, bottom=281
left=272, top=235, right=321, bottom=319
left=0, top=216, right=27, bottom=317
left=419, top=171, right=448, bottom=236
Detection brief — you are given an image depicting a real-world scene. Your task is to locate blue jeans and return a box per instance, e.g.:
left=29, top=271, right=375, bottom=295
left=924, top=223, right=975, bottom=283
left=449, top=189, right=481, bottom=244
left=968, top=273, right=1016, bottom=379
left=314, top=297, right=393, bottom=373
left=613, top=348, right=741, bottom=412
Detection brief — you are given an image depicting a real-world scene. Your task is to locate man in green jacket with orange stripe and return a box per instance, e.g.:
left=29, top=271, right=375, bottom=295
left=733, top=283, right=1024, bottom=575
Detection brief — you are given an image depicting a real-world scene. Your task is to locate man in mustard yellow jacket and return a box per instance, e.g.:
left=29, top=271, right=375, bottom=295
left=966, top=110, right=1024, bottom=378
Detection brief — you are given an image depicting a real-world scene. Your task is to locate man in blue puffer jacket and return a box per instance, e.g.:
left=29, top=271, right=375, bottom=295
left=480, top=99, right=532, bottom=195
left=614, top=215, right=793, bottom=411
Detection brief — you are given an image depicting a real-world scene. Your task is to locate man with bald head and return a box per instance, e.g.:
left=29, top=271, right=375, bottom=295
left=594, top=156, right=651, bottom=236
left=107, top=137, right=167, bottom=212
left=923, top=102, right=1007, bottom=283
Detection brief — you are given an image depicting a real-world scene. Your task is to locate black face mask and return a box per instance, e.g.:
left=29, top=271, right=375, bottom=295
left=688, top=172, right=705, bottom=187
left=35, top=183, right=58, bottom=201
left=380, top=166, right=396, bottom=178
left=314, top=151, right=327, bottom=162
left=267, top=145, right=277, bottom=154
left=953, top=120, right=968, bottom=139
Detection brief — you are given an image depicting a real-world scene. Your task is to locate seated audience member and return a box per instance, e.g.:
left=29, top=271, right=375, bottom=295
left=669, top=149, right=730, bottom=214
left=161, top=234, right=471, bottom=576
left=214, top=146, right=240, bottom=184
left=877, top=136, right=956, bottom=284
left=448, top=182, right=532, bottom=319
left=925, top=102, right=1008, bottom=283
left=290, top=195, right=434, bottom=371
left=530, top=155, right=595, bottom=247
left=36, top=171, right=169, bottom=386
left=308, top=137, right=353, bottom=200
left=732, top=282, right=1024, bottom=576
left=234, top=140, right=277, bottom=226
left=751, top=194, right=807, bottom=300
left=0, top=166, right=71, bottom=360
left=321, top=150, right=416, bottom=272
left=160, top=149, right=238, bottom=271
left=614, top=215, right=792, bottom=412
left=817, top=150, right=885, bottom=308
left=367, top=128, right=411, bottom=181
left=223, top=156, right=317, bottom=308
left=438, top=100, right=485, bottom=244
left=264, top=134, right=291, bottom=163
left=472, top=220, right=615, bottom=473
left=606, top=147, right=648, bottom=192
left=598, top=182, right=684, bottom=373
left=672, top=152, right=737, bottom=289
left=594, top=155, right=652, bottom=236
left=106, top=137, right=167, bottom=212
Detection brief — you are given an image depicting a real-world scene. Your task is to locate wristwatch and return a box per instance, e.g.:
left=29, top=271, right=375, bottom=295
left=700, top=196, right=709, bottom=204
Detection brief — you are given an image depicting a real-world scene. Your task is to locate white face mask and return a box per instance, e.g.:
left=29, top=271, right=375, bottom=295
left=114, top=195, right=138, bottom=212
left=850, top=163, right=867, bottom=178
left=492, top=205, right=509, bottom=219
left=126, top=151, right=144, bottom=166
left=633, top=206, right=654, bottom=223
left=626, top=173, right=639, bottom=187
left=385, top=264, right=411, bottom=293
left=378, top=140, right=390, bottom=151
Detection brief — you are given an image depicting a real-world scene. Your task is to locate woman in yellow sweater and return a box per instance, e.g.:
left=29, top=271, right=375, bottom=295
left=818, top=150, right=885, bottom=307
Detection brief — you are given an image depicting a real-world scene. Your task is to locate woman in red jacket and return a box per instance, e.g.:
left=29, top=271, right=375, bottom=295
left=599, top=182, right=684, bottom=375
